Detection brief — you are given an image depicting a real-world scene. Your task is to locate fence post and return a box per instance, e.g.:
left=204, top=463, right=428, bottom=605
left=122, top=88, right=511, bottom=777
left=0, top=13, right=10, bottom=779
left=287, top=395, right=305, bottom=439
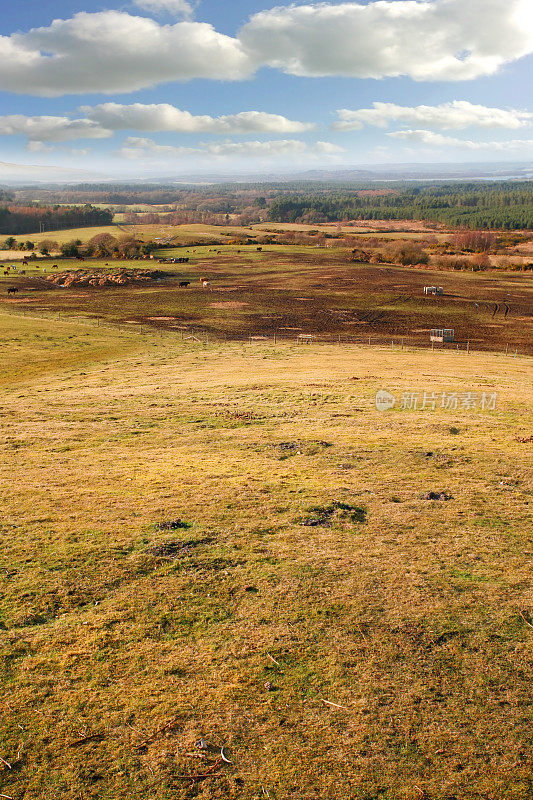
left=514, top=348, right=517, bottom=358
left=391, top=340, right=394, bottom=350
left=505, top=344, right=508, bottom=355
left=274, top=331, right=277, bottom=344
left=467, top=341, right=469, bottom=353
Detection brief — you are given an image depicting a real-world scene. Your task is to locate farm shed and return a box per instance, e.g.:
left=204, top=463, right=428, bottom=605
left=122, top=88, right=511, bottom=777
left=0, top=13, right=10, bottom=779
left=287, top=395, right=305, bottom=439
left=430, top=328, right=455, bottom=342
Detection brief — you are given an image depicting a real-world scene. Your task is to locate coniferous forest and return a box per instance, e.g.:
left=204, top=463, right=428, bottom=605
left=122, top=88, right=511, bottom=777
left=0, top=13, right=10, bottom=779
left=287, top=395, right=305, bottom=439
left=267, top=182, right=533, bottom=228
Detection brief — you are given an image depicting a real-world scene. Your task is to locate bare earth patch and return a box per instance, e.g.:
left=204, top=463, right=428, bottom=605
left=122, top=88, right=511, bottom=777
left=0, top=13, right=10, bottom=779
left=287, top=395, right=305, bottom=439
left=209, top=301, right=249, bottom=309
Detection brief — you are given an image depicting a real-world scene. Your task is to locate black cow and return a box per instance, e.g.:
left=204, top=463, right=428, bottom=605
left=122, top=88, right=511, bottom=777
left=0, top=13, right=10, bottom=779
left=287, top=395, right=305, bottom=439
left=179, top=281, right=190, bottom=287
left=7, top=287, right=18, bottom=295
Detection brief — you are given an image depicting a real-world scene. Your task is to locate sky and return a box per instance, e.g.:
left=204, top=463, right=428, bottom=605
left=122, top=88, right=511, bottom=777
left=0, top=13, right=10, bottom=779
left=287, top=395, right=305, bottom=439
left=0, top=0, right=532, bottom=178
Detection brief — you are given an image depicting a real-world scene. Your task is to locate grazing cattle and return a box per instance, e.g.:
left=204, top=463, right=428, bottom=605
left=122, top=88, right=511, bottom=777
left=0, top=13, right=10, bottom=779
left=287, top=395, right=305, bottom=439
left=7, top=287, right=18, bottom=295
left=201, top=279, right=211, bottom=289
left=257, top=247, right=262, bottom=251
left=179, top=281, right=190, bottom=287
left=20, top=270, right=26, bottom=275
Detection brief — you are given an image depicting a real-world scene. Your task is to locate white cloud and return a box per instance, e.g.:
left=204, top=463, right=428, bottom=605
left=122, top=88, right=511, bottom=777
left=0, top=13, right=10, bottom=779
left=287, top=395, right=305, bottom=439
left=334, top=101, right=533, bottom=131
left=0, top=2, right=531, bottom=96
left=83, top=103, right=314, bottom=134
left=387, top=129, right=533, bottom=151
left=118, top=136, right=344, bottom=160
left=134, top=0, right=196, bottom=18
left=26, top=141, right=54, bottom=153
left=0, top=114, right=111, bottom=142
left=0, top=11, right=251, bottom=96
left=240, top=0, right=533, bottom=81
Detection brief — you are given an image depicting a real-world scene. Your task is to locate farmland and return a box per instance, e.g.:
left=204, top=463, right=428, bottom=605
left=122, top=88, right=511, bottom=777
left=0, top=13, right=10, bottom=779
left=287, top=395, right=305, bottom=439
left=1, top=238, right=532, bottom=355
left=0, top=309, right=532, bottom=800
left=0, top=208, right=531, bottom=799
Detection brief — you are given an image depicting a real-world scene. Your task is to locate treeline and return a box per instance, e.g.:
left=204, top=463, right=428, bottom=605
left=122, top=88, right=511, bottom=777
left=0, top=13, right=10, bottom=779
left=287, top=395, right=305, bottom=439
left=268, top=183, right=533, bottom=229
left=0, top=204, right=113, bottom=235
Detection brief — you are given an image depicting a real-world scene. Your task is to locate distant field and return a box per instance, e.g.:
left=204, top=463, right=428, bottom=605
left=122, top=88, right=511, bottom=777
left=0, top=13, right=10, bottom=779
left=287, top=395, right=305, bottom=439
left=4, top=221, right=455, bottom=247
left=1, top=243, right=531, bottom=355
left=0, top=311, right=531, bottom=799
left=253, top=221, right=452, bottom=241
left=4, top=225, right=124, bottom=245
left=3, top=223, right=261, bottom=246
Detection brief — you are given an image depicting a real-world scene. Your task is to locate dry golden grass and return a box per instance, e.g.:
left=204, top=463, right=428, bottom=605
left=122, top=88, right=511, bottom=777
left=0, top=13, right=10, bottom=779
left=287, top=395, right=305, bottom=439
left=0, top=311, right=532, bottom=800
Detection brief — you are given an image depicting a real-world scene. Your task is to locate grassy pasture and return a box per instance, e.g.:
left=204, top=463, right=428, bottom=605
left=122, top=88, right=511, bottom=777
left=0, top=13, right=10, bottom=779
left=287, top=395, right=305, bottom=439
left=1, top=244, right=531, bottom=354
left=0, top=312, right=532, bottom=799
left=3, top=223, right=261, bottom=248
left=3, top=221, right=451, bottom=249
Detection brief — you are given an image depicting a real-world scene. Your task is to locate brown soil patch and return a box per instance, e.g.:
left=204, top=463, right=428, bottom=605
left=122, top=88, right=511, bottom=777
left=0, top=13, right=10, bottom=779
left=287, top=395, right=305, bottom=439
left=209, top=301, right=249, bottom=309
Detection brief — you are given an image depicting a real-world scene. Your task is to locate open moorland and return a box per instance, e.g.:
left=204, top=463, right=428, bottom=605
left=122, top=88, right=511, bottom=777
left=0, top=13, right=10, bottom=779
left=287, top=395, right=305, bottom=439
left=0, top=310, right=532, bottom=800
left=1, top=236, right=532, bottom=354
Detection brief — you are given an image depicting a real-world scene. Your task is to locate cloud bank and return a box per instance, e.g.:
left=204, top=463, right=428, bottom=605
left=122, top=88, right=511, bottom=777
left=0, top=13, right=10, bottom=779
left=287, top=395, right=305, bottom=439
left=0, top=115, right=111, bottom=143
left=334, top=101, right=533, bottom=131
left=240, top=0, right=533, bottom=81
left=0, top=1, right=531, bottom=96
left=83, top=104, right=314, bottom=134
left=0, top=105, right=313, bottom=150
left=118, top=137, right=344, bottom=160
left=0, top=12, right=250, bottom=96
left=388, top=129, right=533, bottom=151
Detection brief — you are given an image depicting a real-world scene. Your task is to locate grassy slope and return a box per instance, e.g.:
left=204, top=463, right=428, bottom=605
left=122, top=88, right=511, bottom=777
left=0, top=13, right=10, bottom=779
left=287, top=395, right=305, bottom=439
left=0, top=313, right=532, bottom=800
left=2, top=222, right=452, bottom=247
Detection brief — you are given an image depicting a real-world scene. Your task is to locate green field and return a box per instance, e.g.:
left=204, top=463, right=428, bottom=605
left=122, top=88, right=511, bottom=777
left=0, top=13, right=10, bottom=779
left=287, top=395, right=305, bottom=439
left=0, top=310, right=532, bottom=799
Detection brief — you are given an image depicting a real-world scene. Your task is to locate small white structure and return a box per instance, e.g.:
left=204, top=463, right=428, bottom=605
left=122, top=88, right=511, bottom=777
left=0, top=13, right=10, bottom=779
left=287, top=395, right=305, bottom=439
left=430, top=328, right=454, bottom=343
left=424, top=286, right=443, bottom=295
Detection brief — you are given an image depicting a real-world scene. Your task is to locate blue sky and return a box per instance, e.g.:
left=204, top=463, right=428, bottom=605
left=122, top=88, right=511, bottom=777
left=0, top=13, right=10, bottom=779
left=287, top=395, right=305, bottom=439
left=0, top=0, right=531, bottom=178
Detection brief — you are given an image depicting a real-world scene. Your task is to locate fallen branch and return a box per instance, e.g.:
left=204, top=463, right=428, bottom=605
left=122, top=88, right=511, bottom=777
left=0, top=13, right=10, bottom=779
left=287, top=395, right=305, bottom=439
left=134, top=716, right=182, bottom=750
left=0, top=757, right=12, bottom=769
left=321, top=699, right=350, bottom=711
left=267, top=653, right=280, bottom=666
left=68, top=733, right=105, bottom=747
left=519, top=609, right=533, bottom=629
